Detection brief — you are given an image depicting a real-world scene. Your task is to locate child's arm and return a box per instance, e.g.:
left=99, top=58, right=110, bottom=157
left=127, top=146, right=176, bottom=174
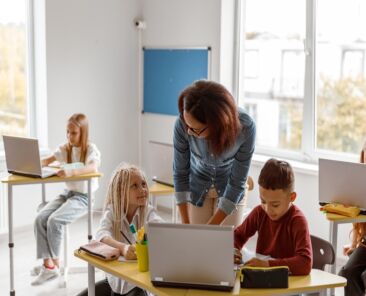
left=41, top=155, right=56, bottom=167
left=57, top=160, right=98, bottom=178
left=267, top=216, right=312, bottom=275
left=101, top=236, right=136, bottom=260
left=234, top=206, right=260, bottom=250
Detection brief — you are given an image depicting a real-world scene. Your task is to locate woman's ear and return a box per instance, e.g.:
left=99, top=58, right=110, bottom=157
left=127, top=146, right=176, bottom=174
left=290, top=192, right=297, bottom=202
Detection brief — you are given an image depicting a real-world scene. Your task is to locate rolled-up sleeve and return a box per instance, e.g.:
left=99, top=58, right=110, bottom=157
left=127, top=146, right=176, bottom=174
left=173, top=118, right=191, bottom=204
left=220, top=120, right=256, bottom=215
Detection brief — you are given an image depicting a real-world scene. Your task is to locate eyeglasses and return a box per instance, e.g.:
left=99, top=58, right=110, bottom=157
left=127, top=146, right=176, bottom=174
left=186, top=124, right=208, bottom=136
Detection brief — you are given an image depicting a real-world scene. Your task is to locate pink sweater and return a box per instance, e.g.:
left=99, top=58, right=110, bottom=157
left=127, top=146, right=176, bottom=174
left=234, top=204, right=312, bottom=275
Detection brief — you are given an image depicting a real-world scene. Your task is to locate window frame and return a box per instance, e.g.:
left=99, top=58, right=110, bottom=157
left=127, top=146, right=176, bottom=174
left=236, top=0, right=359, bottom=164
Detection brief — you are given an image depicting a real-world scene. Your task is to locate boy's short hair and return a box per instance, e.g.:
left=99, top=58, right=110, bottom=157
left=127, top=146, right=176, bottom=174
left=258, top=158, right=294, bottom=193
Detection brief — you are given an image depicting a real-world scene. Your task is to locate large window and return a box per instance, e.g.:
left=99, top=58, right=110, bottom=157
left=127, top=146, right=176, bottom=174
left=0, top=0, right=30, bottom=146
left=238, top=0, right=366, bottom=160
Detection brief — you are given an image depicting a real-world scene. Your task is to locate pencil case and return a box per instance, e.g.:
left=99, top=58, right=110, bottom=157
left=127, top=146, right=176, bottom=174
left=79, top=240, right=120, bottom=261
left=240, top=266, right=289, bottom=288
left=321, top=203, right=360, bottom=217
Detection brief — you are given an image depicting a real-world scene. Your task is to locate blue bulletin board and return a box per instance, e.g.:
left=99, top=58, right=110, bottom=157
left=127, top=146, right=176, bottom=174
left=143, top=48, right=210, bottom=116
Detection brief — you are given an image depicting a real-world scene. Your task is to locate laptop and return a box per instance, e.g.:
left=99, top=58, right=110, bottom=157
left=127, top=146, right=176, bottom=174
left=148, top=222, right=235, bottom=291
left=319, top=158, right=366, bottom=210
left=3, top=135, right=57, bottom=178
left=149, top=141, right=174, bottom=187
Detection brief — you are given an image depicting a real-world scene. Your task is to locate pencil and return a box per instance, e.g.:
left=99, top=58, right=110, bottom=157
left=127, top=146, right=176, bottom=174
left=120, top=230, right=133, bottom=245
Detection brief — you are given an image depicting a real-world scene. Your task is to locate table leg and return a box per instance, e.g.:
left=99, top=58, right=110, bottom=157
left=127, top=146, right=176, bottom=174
left=88, top=180, right=92, bottom=241
left=329, top=221, right=338, bottom=296
left=8, top=184, right=15, bottom=296
left=88, top=264, right=95, bottom=296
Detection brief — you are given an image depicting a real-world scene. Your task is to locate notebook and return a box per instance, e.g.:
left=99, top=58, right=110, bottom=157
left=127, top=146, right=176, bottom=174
left=3, top=135, right=57, bottom=178
left=319, top=158, right=366, bottom=210
left=148, top=222, right=236, bottom=291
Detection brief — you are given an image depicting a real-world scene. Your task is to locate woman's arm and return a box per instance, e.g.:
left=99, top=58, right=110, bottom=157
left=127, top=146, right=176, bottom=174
left=173, top=118, right=191, bottom=223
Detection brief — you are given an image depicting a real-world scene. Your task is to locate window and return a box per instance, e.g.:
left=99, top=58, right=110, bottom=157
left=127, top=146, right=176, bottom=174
left=0, top=0, right=32, bottom=147
left=238, top=0, right=366, bottom=160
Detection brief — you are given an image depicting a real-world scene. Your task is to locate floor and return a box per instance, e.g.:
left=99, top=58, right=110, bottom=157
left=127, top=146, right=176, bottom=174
left=0, top=207, right=346, bottom=296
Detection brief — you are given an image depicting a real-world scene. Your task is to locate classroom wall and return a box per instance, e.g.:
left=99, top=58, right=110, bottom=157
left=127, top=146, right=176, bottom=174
left=0, top=0, right=143, bottom=231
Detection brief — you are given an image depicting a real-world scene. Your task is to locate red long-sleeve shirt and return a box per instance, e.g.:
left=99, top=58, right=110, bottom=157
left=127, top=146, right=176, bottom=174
left=234, top=204, right=312, bottom=275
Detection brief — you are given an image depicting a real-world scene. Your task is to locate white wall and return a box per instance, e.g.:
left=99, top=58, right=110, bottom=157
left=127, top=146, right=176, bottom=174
left=3, top=0, right=143, bottom=230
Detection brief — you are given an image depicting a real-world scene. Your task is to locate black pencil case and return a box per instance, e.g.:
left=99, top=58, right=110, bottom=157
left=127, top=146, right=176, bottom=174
left=240, top=266, right=289, bottom=288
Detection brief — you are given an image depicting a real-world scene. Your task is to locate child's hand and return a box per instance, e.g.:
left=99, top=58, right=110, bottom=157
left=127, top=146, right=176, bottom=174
left=57, top=169, right=73, bottom=178
left=343, top=245, right=354, bottom=256
left=245, top=258, right=269, bottom=267
left=234, top=248, right=243, bottom=264
left=122, top=244, right=136, bottom=260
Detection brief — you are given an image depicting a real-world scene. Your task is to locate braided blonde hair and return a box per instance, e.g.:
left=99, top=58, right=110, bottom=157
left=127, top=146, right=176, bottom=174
left=104, top=162, right=149, bottom=241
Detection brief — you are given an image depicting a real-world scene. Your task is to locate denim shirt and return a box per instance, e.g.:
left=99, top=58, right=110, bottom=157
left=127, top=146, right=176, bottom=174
left=173, top=108, right=256, bottom=215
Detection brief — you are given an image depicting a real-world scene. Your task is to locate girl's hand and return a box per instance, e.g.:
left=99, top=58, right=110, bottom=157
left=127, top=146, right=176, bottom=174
left=57, top=169, right=73, bottom=178
left=234, top=248, right=243, bottom=264
left=245, top=258, right=269, bottom=267
left=122, top=244, right=136, bottom=260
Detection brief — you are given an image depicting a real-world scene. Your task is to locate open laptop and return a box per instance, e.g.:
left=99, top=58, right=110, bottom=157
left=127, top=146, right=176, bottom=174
left=149, top=141, right=174, bottom=187
left=3, top=135, right=57, bottom=178
left=319, top=158, right=366, bottom=210
left=148, top=222, right=235, bottom=291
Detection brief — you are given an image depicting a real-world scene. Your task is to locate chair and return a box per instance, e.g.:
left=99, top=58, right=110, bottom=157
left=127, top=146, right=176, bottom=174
left=311, top=234, right=335, bottom=270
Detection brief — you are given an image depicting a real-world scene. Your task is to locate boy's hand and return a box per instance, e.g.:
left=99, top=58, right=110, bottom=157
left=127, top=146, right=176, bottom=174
left=57, top=169, right=73, bottom=178
left=245, top=258, right=269, bottom=267
left=121, top=244, right=136, bottom=260
left=234, top=248, right=243, bottom=264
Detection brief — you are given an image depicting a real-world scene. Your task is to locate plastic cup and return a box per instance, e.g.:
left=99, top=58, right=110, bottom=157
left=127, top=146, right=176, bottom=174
left=135, top=243, right=149, bottom=272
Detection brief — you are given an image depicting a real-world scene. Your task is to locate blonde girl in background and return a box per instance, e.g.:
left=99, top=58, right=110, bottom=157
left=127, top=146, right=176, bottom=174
left=77, top=163, right=164, bottom=296
left=338, top=142, right=366, bottom=296
left=31, top=113, right=101, bottom=285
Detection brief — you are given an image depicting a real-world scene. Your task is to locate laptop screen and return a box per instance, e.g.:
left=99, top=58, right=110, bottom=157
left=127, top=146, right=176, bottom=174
left=148, top=222, right=235, bottom=291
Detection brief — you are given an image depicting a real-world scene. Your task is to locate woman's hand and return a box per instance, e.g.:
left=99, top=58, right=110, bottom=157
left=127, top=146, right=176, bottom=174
left=234, top=248, right=243, bottom=264
left=343, top=245, right=355, bottom=256
left=245, top=258, right=269, bottom=267
left=57, top=169, right=74, bottom=178
left=121, top=244, right=136, bottom=260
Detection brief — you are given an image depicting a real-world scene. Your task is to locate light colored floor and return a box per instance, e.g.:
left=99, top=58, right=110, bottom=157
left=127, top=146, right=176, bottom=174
left=0, top=206, right=345, bottom=296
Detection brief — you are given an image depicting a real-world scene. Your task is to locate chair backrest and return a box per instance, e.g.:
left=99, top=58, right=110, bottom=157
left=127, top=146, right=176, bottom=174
left=310, top=235, right=335, bottom=270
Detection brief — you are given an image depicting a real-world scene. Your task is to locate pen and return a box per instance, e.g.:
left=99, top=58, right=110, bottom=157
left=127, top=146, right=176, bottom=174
left=120, top=230, right=133, bottom=245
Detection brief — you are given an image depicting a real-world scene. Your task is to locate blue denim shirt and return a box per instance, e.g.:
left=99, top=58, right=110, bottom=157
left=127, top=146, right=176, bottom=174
left=173, top=108, right=256, bottom=215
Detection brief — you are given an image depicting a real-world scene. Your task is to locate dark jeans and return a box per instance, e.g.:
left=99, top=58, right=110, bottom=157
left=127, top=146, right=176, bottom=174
left=338, top=245, right=366, bottom=296
left=76, top=278, right=148, bottom=296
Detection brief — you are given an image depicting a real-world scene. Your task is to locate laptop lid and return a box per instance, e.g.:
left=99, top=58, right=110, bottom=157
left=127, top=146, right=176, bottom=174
left=148, top=222, right=235, bottom=291
left=319, top=158, right=366, bottom=210
left=149, top=141, right=173, bottom=186
left=3, top=135, right=43, bottom=177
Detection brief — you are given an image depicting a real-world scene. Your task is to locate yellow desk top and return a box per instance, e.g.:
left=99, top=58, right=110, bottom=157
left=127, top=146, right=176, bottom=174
left=186, top=269, right=346, bottom=296
left=149, top=182, right=175, bottom=195
left=75, top=250, right=345, bottom=296
left=325, top=212, right=366, bottom=222
left=1, top=172, right=103, bottom=184
left=75, top=250, right=187, bottom=296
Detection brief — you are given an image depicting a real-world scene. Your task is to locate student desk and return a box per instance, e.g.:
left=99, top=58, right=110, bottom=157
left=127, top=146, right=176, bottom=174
left=149, top=182, right=176, bottom=222
left=1, top=172, right=102, bottom=296
left=75, top=250, right=346, bottom=296
left=325, top=212, right=366, bottom=275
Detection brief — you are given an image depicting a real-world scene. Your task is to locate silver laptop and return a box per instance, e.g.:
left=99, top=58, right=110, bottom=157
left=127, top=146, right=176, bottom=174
left=319, top=158, right=366, bottom=210
left=3, top=135, right=57, bottom=178
left=149, top=141, right=174, bottom=187
left=148, top=222, right=235, bottom=291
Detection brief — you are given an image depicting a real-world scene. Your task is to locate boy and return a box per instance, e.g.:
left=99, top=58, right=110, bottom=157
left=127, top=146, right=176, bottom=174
left=234, top=158, right=312, bottom=275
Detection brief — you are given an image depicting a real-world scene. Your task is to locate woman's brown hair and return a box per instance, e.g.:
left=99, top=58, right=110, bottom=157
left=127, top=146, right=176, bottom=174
left=66, top=113, right=89, bottom=163
left=178, top=80, right=240, bottom=155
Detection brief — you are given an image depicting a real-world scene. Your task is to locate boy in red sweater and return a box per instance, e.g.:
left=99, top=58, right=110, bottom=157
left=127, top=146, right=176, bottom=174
left=234, top=158, right=312, bottom=275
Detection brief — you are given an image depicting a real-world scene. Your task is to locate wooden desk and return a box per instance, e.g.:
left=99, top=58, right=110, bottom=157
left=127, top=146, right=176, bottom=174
left=75, top=250, right=346, bottom=296
left=149, top=183, right=176, bottom=222
left=325, top=212, right=366, bottom=275
left=75, top=250, right=188, bottom=296
left=1, top=172, right=102, bottom=296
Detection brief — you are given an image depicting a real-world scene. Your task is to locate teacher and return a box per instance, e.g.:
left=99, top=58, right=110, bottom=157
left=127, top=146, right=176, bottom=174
left=173, top=80, right=256, bottom=226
